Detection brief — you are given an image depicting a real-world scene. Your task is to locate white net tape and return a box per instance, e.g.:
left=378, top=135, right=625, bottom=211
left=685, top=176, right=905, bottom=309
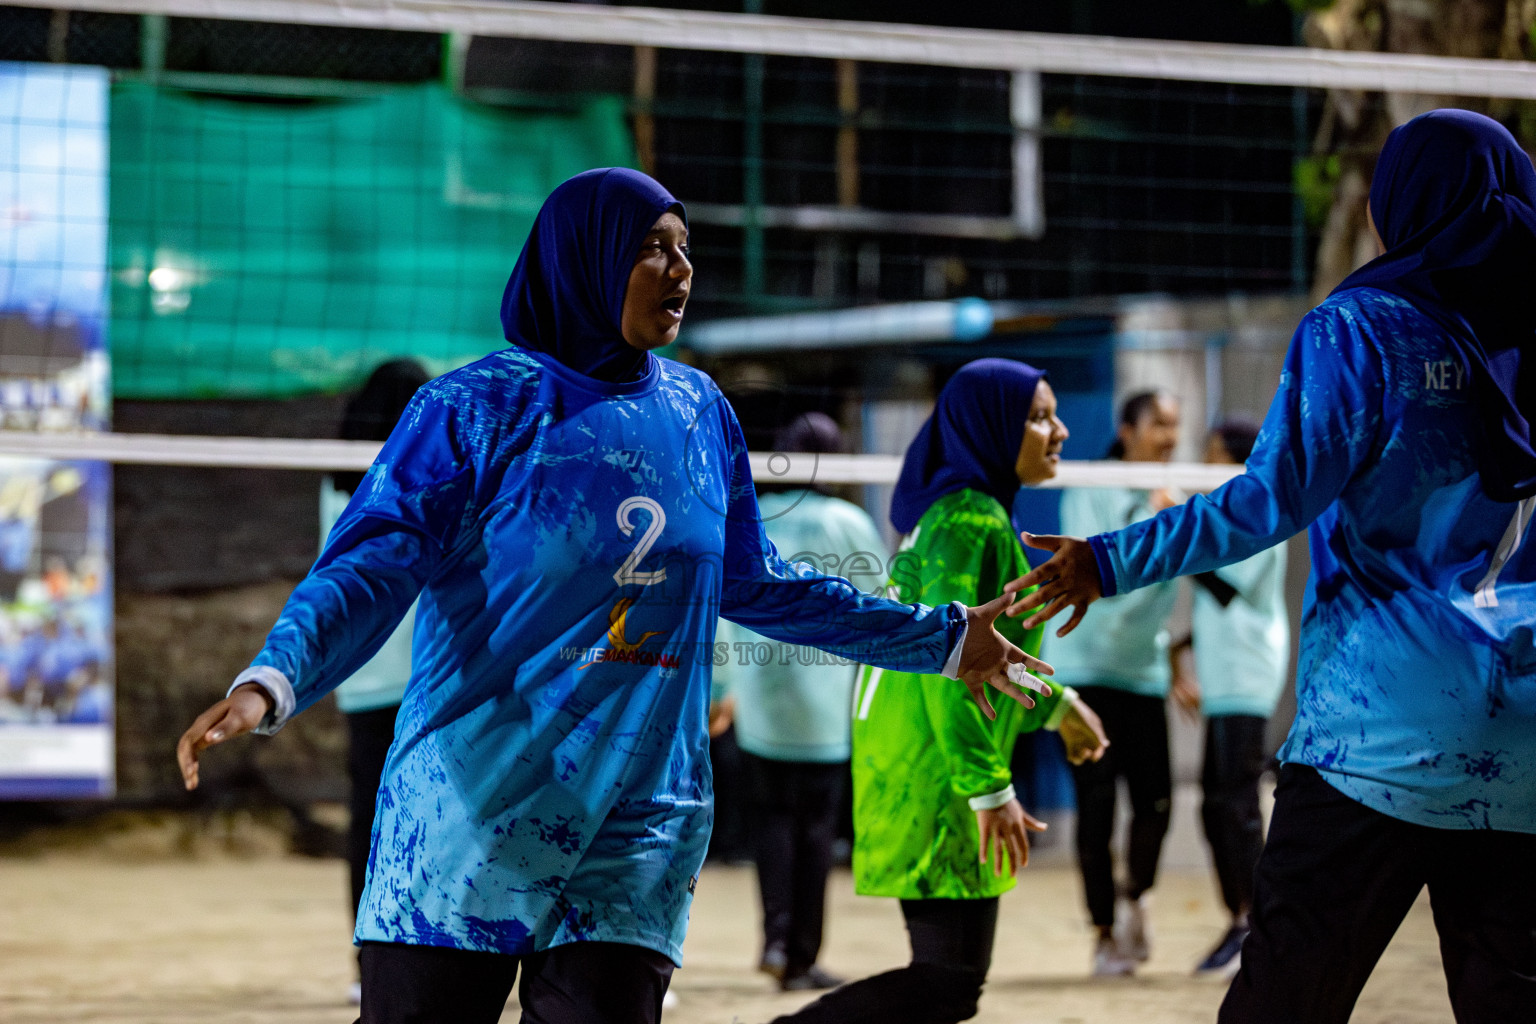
left=0, top=431, right=1242, bottom=491
left=53, top=0, right=1536, bottom=98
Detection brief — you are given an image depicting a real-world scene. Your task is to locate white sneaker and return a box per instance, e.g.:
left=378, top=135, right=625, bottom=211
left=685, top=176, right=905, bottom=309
left=1091, top=935, right=1136, bottom=977
left=662, top=990, right=679, bottom=1010
left=1118, top=893, right=1152, bottom=962
left=348, top=982, right=362, bottom=1006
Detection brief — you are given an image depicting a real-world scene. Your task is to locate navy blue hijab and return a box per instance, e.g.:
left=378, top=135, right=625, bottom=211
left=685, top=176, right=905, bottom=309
left=500, top=168, right=686, bottom=382
left=1336, top=109, right=1536, bottom=501
left=890, top=359, right=1045, bottom=534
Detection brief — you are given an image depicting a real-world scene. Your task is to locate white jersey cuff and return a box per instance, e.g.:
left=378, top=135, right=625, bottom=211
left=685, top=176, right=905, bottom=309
left=229, top=666, right=295, bottom=735
left=940, top=601, right=967, bottom=679
left=967, top=784, right=1016, bottom=812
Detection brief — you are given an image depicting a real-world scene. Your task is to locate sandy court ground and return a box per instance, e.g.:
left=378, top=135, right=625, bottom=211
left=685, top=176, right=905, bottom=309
left=0, top=853, right=1452, bottom=1024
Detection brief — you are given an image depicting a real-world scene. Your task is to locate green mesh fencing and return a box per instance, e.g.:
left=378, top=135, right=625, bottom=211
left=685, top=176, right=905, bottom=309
left=110, top=82, right=637, bottom=399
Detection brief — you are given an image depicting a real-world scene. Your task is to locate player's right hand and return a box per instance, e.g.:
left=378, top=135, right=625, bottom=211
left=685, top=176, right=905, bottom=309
left=958, top=594, right=1055, bottom=720
left=176, top=683, right=273, bottom=791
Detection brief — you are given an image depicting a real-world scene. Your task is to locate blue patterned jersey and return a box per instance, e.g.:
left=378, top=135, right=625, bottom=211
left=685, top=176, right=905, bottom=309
left=1099, top=287, right=1536, bottom=833
left=247, top=347, right=959, bottom=962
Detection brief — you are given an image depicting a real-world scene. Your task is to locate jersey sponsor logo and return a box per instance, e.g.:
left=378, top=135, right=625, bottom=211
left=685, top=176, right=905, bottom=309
left=560, top=495, right=682, bottom=671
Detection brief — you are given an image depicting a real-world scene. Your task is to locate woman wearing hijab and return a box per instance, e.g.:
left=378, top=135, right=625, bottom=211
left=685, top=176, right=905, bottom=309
left=1007, top=110, right=1536, bottom=1023
left=771, top=359, right=1107, bottom=1024
left=174, top=169, right=1045, bottom=1024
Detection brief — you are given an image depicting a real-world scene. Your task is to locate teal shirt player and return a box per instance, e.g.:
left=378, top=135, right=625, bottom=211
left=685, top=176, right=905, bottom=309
left=714, top=490, right=888, bottom=763
left=321, top=477, right=416, bottom=715
left=1045, top=486, right=1177, bottom=696
left=1191, top=545, right=1289, bottom=720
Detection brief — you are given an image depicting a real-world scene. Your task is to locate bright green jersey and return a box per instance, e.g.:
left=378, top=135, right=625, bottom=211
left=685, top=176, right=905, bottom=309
left=851, top=489, right=1059, bottom=900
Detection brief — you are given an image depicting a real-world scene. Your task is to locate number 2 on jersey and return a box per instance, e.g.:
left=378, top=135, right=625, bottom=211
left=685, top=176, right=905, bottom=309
left=614, top=496, right=668, bottom=588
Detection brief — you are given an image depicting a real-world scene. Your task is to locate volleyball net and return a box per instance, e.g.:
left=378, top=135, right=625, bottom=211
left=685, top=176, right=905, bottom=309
left=4, top=0, right=1534, bottom=491
left=4, top=0, right=1530, bottom=795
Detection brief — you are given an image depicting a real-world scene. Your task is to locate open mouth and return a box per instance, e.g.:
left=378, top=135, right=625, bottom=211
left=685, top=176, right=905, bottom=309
left=661, top=294, right=687, bottom=316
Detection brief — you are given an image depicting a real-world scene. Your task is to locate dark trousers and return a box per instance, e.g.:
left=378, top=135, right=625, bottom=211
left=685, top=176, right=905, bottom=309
left=743, top=752, right=846, bottom=974
left=706, top=725, right=751, bottom=862
left=1069, top=686, right=1171, bottom=927
left=1220, top=765, right=1536, bottom=1024
left=770, top=898, right=998, bottom=1024
left=347, top=705, right=401, bottom=921
left=357, top=940, right=674, bottom=1024
left=1200, top=714, right=1267, bottom=919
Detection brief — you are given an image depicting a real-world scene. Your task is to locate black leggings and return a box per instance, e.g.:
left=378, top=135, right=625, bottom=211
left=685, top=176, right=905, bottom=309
left=357, top=940, right=674, bottom=1024
left=769, top=898, right=999, bottom=1024
left=743, top=753, right=846, bottom=974
left=1069, top=686, right=1171, bottom=927
left=347, top=705, right=400, bottom=923
left=1200, top=714, right=1267, bottom=918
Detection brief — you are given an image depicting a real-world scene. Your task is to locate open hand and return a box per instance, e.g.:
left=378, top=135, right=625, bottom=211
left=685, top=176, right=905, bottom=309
left=1003, top=532, right=1102, bottom=636
left=977, top=798, right=1049, bottom=877
left=175, top=683, right=273, bottom=791
left=957, top=594, right=1054, bottom=720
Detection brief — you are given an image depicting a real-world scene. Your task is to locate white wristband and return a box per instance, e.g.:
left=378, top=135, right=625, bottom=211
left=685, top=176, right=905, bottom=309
left=228, top=666, right=295, bottom=735
left=1043, top=686, right=1081, bottom=731
left=967, top=784, right=1016, bottom=812
left=940, top=601, right=968, bottom=679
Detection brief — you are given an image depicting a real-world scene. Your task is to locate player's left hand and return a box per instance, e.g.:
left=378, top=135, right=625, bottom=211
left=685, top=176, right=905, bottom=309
left=976, top=798, right=1049, bottom=877
left=1003, top=532, right=1102, bottom=636
left=958, top=593, right=1054, bottom=720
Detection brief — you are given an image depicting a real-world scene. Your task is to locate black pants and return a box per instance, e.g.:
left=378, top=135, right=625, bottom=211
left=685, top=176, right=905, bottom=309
left=743, top=752, right=846, bottom=974
left=1200, top=714, right=1267, bottom=918
left=1220, top=765, right=1536, bottom=1024
left=357, top=940, right=674, bottom=1024
left=706, top=724, right=751, bottom=862
left=1069, top=686, right=1171, bottom=927
left=769, top=898, right=998, bottom=1024
left=347, top=705, right=401, bottom=922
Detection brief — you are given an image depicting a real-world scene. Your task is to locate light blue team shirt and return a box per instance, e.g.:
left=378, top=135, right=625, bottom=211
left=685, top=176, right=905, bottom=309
left=1097, top=287, right=1536, bottom=833
left=320, top=477, right=415, bottom=715
left=1190, top=545, right=1289, bottom=720
left=1047, top=486, right=1178, bottom=696
left=714, top=490, right=887, bottom=763
left=245, top=347, right=962, bottom=963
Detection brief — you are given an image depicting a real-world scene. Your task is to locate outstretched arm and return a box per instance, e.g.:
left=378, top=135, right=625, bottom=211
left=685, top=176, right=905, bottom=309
left=713, top=410, right=1049, bottom=719
left=1005, top=302, right=1383, bottom=636
left=177, top=389, right=480, bottom=788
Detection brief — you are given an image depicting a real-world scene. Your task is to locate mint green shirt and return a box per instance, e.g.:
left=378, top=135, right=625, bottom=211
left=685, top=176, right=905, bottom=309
left=320, top=477, right=415, bottom=714
left=714, top=490, right=887, bottom=762
left=1192, top=544, right=1289, bottom=719
left=1045, top=485, right=1177, bottom=696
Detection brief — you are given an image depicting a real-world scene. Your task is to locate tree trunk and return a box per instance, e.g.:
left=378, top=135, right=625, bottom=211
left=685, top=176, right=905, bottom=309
left=1304, top=0, right=1525, bottom=299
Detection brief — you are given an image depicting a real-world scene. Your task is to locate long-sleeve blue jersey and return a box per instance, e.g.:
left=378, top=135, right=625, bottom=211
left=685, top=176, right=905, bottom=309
left=1096, top=287, right=1536, bottom=833
left=244, top=347, right=961, bottom=962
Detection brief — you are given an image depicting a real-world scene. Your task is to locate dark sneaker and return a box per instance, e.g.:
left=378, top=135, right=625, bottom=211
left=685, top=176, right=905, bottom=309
left=780, top=965, right=845, bottom=992
left=758, top=944, right=787, bottom=980
left=1194, top=925, right=1249, bottom=978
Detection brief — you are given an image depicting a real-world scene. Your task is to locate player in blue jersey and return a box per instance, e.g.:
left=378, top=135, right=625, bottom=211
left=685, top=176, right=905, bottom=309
left=1004, top=111, right=1536, bottom=1023
left=175, top=168, right=1049, bottom=1024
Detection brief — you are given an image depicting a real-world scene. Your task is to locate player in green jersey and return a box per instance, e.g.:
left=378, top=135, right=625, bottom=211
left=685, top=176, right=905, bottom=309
left=770, top=359, right=1108, bottom=1024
